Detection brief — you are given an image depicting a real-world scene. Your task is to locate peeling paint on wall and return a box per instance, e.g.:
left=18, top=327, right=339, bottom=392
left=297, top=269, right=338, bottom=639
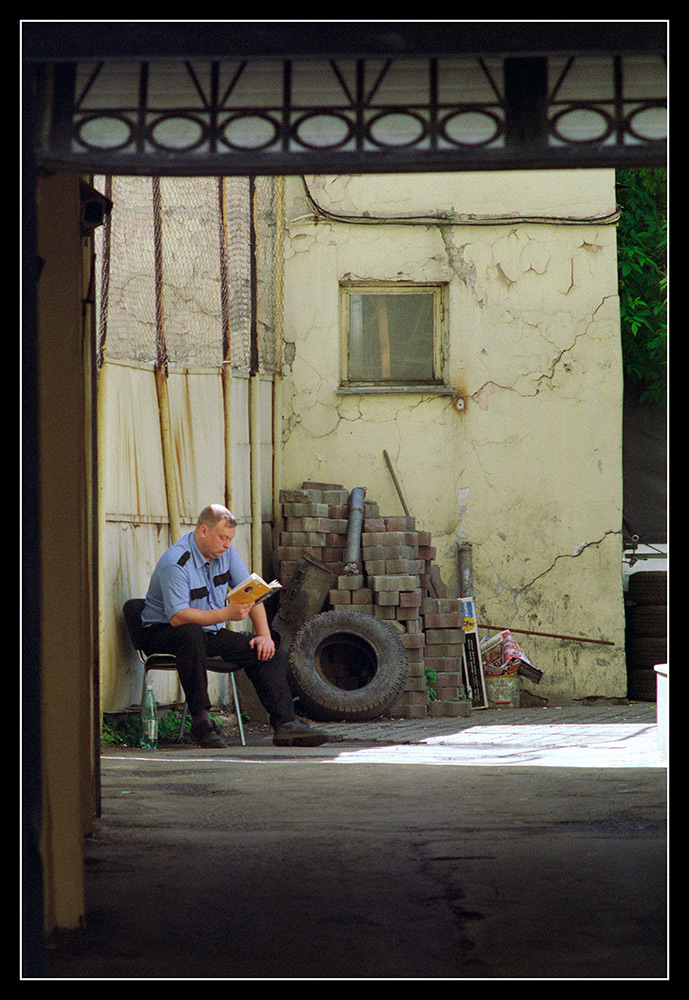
left=282, top=172, right=626, bottom=702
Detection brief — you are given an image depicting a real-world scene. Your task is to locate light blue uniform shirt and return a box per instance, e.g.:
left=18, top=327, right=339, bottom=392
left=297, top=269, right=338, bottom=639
left=142, top=530, right=250, bottom=632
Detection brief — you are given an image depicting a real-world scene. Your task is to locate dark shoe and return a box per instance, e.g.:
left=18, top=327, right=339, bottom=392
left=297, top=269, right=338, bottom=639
left=273, top=719, right=329, bottom=747
left=190, top=719, right=227, bottom=748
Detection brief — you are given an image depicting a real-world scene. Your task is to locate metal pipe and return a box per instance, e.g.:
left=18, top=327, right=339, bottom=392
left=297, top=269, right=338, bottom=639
left=222, top=364, right=233, bottom=511
left=249, top=373, right=262, bottom=572
left=272, top=375, right=282, bottom=546
left=219, top=179, right=234, bottom=512
left=457, top=542, right=473, bottom=597
left=343, top=487, right=366, bottom=574
left=152, top=177, right=181, bottom=543
left=154, top=368, right=181, bottom=544
left=477, top=623, right=615, bottom=646
left=248, top=178, right=263, bottom=572
left=272, top=177, right=285, bottom=543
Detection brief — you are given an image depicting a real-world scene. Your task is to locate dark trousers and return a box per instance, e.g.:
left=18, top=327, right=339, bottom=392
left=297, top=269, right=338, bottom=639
left=140, top=622, right=295, bottom=728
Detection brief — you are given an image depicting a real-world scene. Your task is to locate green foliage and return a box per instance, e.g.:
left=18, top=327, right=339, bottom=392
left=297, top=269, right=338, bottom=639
left=101, top=713, right=140, bottom=747
left=158, top=710, right=192, bottom=742
left=424, top=667, right=437, bottom=701
left=101, top=709, right=192, bottom=747
left=616, top=168, right=667, bottom=405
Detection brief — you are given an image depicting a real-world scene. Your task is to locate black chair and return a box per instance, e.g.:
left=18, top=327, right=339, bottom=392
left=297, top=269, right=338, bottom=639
left=122, top=599, right=246, bottom=745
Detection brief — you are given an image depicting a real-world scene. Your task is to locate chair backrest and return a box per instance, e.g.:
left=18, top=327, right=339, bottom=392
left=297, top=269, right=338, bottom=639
left=123, top=598, right=147, bottom=651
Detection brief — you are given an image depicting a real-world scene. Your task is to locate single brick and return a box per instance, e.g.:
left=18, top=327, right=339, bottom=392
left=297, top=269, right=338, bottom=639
left=282, top=502, right=330, bottom=517
left=363, top=517, right=387, bottom=532
left=422, top=612, right=464, bottom=628
left=385, top=558, right=424, bottom=575
left=279, top=488, right=323, bottom=504
left=425, top=656, right=463, bottom=673
left=420, top=597, right=462, bottom=615
left=302, top=480, right=344, bottom=490
left=425, top=629, right=465, bottom=644
left=385, top=516, right=416, bottom=531
left=351, top=588, right=373, bottom=604
left=370, top=575, right=420, bottom=592
left=396, top=606, right=420, bottom=622
left=375, top=590, right=400, bottom=606
left=328, top=589, right=351, bottom=604
left=400, top=633, right=426, bottom=649
left=425, top=642, right=464, bottom=658
left=373, top=606, right=396, bottom=620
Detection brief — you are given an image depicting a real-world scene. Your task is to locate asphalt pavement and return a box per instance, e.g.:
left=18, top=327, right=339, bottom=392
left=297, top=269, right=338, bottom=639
left=44, top=701, right=668, bottom=981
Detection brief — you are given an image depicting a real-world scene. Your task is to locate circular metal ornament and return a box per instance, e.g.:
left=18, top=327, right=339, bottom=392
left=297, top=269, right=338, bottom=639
left=440, top=108, right=503, bottom=146
left=550, top=105, right=613, bottom=145
left=625, top=103, right=667, bottom=143
left=76, top=114, right=134, bottom=151
left=148, top=114, right=207, bottom=151
left=221, top=113, right=279, bottom=150
left=292, top=112, right=353, bottom=150
left=366, top=110, right=427, bottom=148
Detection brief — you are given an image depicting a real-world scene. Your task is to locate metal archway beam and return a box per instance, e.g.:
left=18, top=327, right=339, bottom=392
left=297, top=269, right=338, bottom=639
left=23, top=21, right=667, bottom=175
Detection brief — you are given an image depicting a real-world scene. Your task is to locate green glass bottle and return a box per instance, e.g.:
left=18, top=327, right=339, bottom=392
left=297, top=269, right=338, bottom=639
left=140, top=685, right=158, bottom=749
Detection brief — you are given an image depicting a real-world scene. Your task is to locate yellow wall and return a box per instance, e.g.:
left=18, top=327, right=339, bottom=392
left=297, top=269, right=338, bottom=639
left=36, top=173, right=96, bottom=932
left=281, top=172, right=627, bottom=703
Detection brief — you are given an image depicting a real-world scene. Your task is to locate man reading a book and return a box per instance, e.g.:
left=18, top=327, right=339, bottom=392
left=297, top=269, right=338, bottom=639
left=140, top=504, right=328, bottom=748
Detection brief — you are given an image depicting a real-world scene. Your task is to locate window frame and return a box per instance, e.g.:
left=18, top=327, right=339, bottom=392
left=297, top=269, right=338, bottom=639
left=339, top=280, right=451, bottom=394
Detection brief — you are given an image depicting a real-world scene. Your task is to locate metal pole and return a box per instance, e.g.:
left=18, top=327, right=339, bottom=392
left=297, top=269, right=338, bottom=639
left=343, top=487, right=366, bottom=574
left=457, top=542, right=474, bottom=597
left=383, top=449, right=411, bottom=517
left=219, top=178, right=234, bottom=512
left=152, top=177, right=181, bottom=544
left=249, top=177, right=262, bottom=572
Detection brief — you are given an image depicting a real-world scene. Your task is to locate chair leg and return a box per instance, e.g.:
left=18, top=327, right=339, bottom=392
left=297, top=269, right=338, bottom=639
left=179, top=702, right=188, bottom=742
left=140, top=669, right=148, bottom=739
left=167, top=679, right=243, bottom=745
left=231, top=673, right=246, bottom=746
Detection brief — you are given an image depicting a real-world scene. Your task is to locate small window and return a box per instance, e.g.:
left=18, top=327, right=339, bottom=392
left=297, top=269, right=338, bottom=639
left=341, top=283, right=447, bottom=389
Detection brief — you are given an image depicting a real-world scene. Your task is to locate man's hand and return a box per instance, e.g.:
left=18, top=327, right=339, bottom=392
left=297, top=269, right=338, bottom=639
left=170, top=599, right=255, bottom=629
left=225, top=600, right=255, bottom=622
left=249, top=633, right=276, bottom=661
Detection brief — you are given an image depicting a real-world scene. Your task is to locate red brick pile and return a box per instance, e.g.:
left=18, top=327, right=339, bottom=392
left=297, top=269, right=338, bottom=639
left=276, top=482, right=468, bottom=719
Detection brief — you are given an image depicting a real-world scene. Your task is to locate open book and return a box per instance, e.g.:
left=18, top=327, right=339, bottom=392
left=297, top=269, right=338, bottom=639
left=227, top=573, right=282, bottom=605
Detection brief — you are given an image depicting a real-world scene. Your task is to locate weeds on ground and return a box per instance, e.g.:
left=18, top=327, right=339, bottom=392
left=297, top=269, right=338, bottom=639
left=101, top=710, right=191, bottom=747
left=425, top=667, right=437, bottom=701
left=101, top=708, right=248, bottom=747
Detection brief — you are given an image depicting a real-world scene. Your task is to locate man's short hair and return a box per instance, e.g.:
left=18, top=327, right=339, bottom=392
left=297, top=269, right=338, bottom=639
left=196, top=504, right=237, bottom=529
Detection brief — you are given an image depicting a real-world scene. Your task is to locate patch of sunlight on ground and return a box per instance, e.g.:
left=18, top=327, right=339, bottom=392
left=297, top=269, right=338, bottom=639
left=332, top=724, right=667, bottom=768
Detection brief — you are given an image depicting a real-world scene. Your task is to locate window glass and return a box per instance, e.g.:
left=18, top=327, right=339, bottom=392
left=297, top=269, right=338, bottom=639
left=345, top=288, right=440, bottom=384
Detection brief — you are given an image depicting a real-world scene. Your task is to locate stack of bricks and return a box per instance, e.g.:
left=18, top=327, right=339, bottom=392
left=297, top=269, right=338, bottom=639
left=275, top=481, right=467, bottom=719
left=357, top=515, right=431, bottom=719
left=276, top=481, right=355, bottom=586
left=421, top=597, right=467, bottom=717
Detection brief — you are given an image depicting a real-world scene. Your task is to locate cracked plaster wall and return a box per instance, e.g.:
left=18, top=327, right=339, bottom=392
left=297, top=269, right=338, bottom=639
left=281, top=172, right=626, bottom=702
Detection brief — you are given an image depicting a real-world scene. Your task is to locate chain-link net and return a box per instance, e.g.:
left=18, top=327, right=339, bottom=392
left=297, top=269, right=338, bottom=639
left=94, top=175, right=281, bottom=373
left=222, top=176, right=251, bottom=371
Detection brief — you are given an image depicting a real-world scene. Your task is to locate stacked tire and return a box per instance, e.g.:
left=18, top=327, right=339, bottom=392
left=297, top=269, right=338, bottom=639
left=625, top=570, right=667, bottom=701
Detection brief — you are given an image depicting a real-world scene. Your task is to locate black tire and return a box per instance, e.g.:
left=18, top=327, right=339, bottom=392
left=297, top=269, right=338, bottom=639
left=286, top=610, right=409, bottom=721
left=627, top=570, right=667, bottom=606
left=627, top=636, right=667, bottom=669
left=626, top=603, right=667, bottom=639
left=628, top=669, right=658, bottom=702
